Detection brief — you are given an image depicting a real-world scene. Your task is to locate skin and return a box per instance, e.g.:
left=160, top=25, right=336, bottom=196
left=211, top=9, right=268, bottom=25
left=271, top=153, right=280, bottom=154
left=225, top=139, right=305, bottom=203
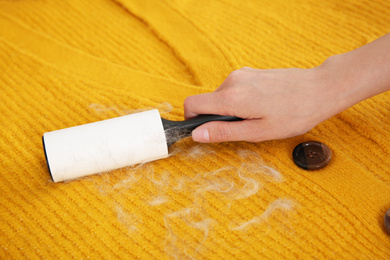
left=184, top=33, right=390, bottom=143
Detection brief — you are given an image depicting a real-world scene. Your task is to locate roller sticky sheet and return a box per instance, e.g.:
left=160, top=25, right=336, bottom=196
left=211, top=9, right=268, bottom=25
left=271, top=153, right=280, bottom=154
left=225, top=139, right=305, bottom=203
left=42, top=109, right=241, bottom=182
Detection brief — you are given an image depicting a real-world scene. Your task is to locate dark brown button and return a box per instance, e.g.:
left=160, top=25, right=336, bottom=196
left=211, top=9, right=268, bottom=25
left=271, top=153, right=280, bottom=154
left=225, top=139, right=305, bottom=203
left=292, top=141, right=332, bottom=170
left=385, top=208, right=390, bottom=235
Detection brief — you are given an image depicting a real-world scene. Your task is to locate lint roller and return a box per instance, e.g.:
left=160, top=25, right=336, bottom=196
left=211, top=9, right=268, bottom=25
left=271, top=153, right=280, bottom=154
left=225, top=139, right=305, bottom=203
left=42, top=109, right=241, bottom=182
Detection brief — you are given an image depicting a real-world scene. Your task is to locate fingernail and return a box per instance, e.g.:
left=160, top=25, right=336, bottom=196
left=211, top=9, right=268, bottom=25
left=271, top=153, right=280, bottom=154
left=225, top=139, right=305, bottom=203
left=192, top=128, right=210, bottom=142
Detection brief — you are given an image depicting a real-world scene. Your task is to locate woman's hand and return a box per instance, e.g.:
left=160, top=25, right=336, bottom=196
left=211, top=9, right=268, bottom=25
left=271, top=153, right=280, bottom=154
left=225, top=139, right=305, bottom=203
left=184, top=65, right=342, bottom=143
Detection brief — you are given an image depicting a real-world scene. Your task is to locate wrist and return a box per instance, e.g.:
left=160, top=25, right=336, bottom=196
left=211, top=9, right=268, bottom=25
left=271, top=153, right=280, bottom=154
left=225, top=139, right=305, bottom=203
left=316, top=54, right=372, bottom=113
left=319, top=34, right=390, bottom=112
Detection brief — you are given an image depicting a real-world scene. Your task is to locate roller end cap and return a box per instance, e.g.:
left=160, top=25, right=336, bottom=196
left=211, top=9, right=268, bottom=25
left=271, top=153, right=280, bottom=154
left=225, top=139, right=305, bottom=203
left=42, top=135, right=55, bottom=182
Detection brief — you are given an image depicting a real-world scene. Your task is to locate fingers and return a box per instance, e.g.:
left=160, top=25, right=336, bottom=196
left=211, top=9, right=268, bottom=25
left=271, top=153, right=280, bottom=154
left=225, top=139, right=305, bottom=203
left=191, top=118, right=310, bottom=143
left=191, top=119, right=268, bottom=143
left=184, top=67, right=260, bottom=119
left=183, top=93, right=215, bottom=119
left=184, top=92, right=231, bottom=119
left=184, top=67, right=264, bottom=141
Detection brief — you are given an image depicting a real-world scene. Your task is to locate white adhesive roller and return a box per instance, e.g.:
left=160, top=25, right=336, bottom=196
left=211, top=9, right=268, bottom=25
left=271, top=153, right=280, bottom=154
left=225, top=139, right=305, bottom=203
left=42, top=109, right=241, bottom=182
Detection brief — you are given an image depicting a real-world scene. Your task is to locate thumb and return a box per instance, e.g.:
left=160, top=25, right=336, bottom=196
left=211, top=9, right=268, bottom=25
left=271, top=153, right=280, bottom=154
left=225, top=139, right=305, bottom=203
left=191, top=120, right=262, bottom=143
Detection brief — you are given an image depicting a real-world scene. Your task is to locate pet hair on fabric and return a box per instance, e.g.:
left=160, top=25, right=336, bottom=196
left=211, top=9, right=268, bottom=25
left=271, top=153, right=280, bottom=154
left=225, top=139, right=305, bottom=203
left=88, top=104, right=295, bottom=259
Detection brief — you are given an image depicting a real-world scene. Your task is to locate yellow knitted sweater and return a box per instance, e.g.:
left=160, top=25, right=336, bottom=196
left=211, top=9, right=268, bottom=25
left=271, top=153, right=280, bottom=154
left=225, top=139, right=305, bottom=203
left=0, top=0, right=389, bottom=259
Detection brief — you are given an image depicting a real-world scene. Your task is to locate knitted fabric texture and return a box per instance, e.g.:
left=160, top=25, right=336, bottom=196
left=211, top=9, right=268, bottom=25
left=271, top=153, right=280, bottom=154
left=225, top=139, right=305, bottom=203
left=0, top=0, right=390, bottom=259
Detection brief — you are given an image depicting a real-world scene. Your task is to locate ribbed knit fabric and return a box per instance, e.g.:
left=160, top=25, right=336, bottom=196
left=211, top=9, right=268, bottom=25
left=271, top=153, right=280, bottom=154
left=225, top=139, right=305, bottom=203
left=0, top=0, right=389, bottom=258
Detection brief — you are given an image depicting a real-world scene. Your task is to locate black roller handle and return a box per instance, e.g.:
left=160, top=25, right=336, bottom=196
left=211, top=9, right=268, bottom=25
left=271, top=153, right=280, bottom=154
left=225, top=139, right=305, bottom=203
left=161, top=115, right=242, bottom=147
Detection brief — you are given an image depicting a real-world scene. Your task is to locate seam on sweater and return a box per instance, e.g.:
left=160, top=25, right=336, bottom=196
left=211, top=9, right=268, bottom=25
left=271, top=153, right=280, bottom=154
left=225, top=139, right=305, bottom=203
left=162, top=0, right=240, bottom=69
left=115, top=0, right=238, bottom=86
left=110, top=0, right=200, bottom=86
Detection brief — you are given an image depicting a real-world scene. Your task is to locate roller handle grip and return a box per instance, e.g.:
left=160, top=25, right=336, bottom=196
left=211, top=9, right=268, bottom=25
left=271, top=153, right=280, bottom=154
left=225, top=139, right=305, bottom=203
left=161, top=115, right=242, bottom=147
